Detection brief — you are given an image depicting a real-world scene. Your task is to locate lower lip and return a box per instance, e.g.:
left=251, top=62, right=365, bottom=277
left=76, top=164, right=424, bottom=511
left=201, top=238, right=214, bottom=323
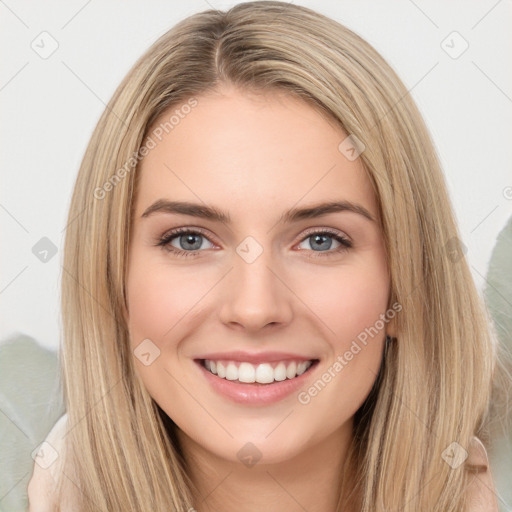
left=195, top=359, right=320, bottom=405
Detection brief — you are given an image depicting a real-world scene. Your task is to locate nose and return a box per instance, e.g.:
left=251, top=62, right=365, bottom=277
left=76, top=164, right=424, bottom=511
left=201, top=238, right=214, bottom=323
left=218, top=248, right=294, bottom=333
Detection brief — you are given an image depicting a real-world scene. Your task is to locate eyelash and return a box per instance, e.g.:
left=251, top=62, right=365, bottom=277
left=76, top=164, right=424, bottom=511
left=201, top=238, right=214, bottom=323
left=156, top=227, right=352, bottom=259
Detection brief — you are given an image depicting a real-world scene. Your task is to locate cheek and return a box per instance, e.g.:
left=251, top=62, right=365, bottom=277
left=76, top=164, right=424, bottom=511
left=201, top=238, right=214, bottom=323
left=293, top=256, right=390, bottom=410
left=125, top=253, right=211, bottom=407
left=126, top=273, right=172, bottom=345
left=126, top=254, right=210, bottom=345
left=297, top=259, right=390, bottom=344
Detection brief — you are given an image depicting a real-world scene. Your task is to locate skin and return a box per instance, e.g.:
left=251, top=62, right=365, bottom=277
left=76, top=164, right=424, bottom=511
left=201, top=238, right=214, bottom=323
left=125, top=83, right=395, bottom=512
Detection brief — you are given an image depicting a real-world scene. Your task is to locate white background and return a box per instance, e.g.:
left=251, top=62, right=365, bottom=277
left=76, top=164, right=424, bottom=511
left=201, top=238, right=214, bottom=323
left=1, top=0, right=511, bottom=350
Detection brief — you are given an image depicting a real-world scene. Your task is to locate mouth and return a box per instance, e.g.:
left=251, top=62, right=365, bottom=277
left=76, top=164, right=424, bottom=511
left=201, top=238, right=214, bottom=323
left=194, top=357, right=320, bottom=405
left=196, top=358, right=320, bottom=385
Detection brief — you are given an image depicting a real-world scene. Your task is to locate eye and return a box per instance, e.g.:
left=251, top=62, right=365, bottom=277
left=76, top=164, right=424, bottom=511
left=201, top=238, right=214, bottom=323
left=156, top=227, right=352, bottom=259
left=296, top=229, right=352, bottom=258
left=156, top=227, right=216, bottom=257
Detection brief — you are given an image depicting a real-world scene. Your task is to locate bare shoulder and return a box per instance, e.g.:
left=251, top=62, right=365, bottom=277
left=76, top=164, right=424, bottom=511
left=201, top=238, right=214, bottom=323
left=26, top=413, right=68, bottom=512
left=465, top=436, right=499, bottom=512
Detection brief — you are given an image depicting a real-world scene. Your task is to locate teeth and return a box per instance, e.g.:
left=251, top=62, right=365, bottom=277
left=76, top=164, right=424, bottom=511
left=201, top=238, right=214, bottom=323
left=226, top=363, right=238, bottom=381
left=274, top=362, right=287, bottom=381
left=239, top=362, right=256, bottom=383
left=255, top=363, right=273, bottom=383
left=297, top=362, right=307, bottom=375
left=217, top=362, right=226, bottom=378
left=286, top=361, right=297, bottom=379
left=203, top=359, right=314, bottom=384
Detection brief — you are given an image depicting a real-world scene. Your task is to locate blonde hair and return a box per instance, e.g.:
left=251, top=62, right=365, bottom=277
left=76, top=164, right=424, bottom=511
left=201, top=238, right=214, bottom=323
left=57, top=2, right=509, bottom=510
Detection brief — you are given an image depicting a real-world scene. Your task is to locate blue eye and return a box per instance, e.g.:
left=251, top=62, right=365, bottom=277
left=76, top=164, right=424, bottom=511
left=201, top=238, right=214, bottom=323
left=157, top=228, right=214, bottom=257
left=156, top=228, right=352, bottom=258
left=297, top=229, right=352, bottom=258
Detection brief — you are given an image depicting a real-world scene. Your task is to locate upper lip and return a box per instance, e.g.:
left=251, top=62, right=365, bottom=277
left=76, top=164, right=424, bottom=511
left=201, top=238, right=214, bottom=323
left=194, top=351, right=318, bottom=365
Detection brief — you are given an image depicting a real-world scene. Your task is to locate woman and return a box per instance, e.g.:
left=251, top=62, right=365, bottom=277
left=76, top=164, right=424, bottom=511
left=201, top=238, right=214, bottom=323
left=27, top=2, right=508, bottom=510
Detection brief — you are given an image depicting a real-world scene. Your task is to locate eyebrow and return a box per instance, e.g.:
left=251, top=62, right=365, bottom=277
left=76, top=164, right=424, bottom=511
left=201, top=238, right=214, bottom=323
left=141, top=199, right=375, bottom=223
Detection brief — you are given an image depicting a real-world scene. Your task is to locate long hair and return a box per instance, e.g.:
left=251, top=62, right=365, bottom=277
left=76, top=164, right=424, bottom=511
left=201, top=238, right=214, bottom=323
left=58, top=2, right=508, bottom=510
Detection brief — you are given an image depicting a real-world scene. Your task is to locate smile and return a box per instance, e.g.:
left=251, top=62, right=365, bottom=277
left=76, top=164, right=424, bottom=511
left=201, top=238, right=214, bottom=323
left=195, top=357, right=320, bottom=405
left=202, top=358, right=315, bottom=384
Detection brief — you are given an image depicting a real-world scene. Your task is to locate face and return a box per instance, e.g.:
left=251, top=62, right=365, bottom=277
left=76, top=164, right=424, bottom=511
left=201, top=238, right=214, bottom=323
left=126, top=84, right=392, bottom=467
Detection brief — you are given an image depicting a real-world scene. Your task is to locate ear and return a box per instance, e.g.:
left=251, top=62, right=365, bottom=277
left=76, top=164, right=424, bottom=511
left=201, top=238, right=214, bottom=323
left=464, top=437, right=498, bottom=511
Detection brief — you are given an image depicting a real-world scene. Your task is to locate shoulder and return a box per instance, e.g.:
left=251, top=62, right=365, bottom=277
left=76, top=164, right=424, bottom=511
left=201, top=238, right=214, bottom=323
left=465, top=436, right=499, bottom=512
left=26, top=413, right=68, bottom=512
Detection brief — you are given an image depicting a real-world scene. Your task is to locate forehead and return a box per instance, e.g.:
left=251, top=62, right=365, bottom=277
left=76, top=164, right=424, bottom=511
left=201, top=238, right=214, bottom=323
left=134, top=86, right=376, bottom=222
